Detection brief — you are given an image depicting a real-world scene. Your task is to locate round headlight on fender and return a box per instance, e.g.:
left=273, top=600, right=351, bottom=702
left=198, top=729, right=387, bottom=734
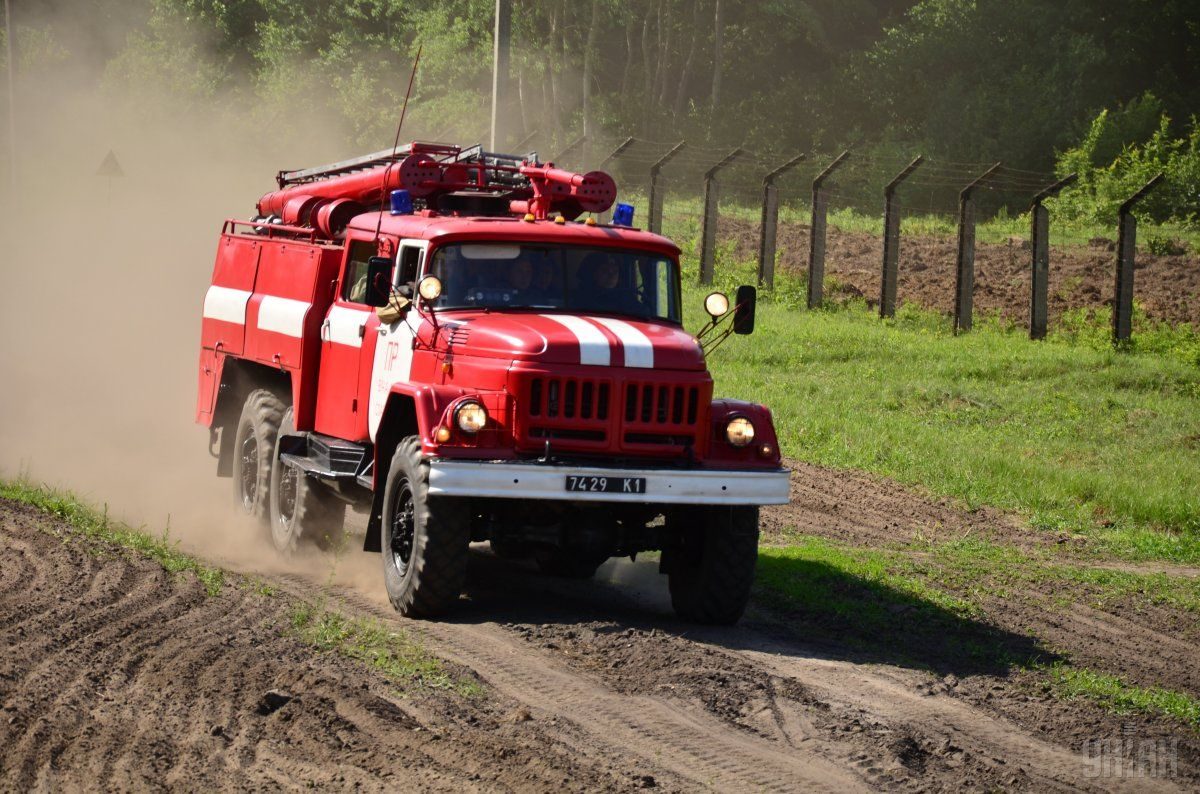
left=455, top=400, right=488, bottom=433
left=704, top=291, right=730, bottom=318
left=417, top=275, right=443, bottom=302
left=725, top=416, right=755, bottom=447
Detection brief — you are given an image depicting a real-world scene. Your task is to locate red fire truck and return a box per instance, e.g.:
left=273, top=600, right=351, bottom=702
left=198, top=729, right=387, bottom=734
left=197, top=142, right=789, bottom=624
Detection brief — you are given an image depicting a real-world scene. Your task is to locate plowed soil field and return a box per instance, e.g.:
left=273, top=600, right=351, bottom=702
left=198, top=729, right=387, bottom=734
left=720, top=217, right=1200, bottom=327
left=3, top=461, right=1198, bottom=791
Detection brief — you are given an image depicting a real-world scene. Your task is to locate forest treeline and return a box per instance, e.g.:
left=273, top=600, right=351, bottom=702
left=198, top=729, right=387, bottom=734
left=4, top=0, right=1199, bottom=222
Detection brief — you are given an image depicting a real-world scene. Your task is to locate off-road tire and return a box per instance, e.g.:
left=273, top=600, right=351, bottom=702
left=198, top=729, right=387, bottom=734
left=667, top=506, right=760, bottom=625
left=381, top=437, right=469, bottom=617
left=231, top=389, right=286, bottom=524
left=268, top=408, right=346, bottom=555
left=533, top=548, right=609, bottom=579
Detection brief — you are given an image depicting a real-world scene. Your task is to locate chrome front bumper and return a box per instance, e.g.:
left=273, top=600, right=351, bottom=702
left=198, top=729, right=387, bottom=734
left=426, top=460, right=790, bottom=505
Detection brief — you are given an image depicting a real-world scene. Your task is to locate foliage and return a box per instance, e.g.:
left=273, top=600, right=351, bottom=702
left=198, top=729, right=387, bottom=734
left=1052, top=105, right=1200, bottom=226
left=7, top=0, right=1199, bottom=222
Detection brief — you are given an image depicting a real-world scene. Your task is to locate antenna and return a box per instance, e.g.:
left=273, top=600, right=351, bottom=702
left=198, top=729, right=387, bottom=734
left=373, top=45, right=423, bottom=245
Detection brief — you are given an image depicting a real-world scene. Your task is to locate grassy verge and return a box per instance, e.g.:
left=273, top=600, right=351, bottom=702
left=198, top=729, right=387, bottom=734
left=757, top=534, right=1200, bottom=620
left=287, top=600, right=480, bottom=695
left=1048, top=665, right=1200, bottom=728
left=1, top=478, right=473, bottom=695
left=678, top=263, right=1200, bottom=562
left=0, top=478, right=226, bottom=595
left=755, top=532, right=1200, bottom=728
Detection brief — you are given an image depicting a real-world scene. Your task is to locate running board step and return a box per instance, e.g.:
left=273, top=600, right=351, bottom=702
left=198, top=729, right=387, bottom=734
left=277, top=433, right=368, bottom=480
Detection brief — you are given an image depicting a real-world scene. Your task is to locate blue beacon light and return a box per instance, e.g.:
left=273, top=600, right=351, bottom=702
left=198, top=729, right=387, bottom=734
left=612, top=203, right=635, bottom=227
left=390, top=189, right=413, bottom=215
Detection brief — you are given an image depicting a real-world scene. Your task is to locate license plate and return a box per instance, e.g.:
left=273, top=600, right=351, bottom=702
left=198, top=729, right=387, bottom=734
left=565, top=475, right=647, bottom=494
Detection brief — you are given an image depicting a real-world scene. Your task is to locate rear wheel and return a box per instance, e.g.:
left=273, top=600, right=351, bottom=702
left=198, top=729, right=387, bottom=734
left=381, top=437, right=469, bottom=617
left=667, top=506, right=760, bottom=625
left=231, top=390, right=285, bottom=524
left=269, top=408, right=346, bottom=555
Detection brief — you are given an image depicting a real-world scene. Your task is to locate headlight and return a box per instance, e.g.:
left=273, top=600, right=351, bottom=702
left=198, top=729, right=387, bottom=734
left=455, top=400, right=487, bottom=433
left=704, top=291, right=730, bottom=318
left=725, top=416, right=755, bottom=447
left=417, top=275, right=443, bottom=301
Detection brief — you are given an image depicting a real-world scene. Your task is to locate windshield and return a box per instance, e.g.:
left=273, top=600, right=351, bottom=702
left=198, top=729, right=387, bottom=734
left=427, top=243, right=681, bottom=323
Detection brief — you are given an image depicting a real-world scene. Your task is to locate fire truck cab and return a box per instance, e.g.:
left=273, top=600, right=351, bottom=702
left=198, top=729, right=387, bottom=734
left=197, top=143, right=789, bottom=624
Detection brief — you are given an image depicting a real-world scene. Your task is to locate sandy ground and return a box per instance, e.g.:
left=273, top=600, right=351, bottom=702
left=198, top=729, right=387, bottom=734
left=3, top=460, right=1197, bottom=791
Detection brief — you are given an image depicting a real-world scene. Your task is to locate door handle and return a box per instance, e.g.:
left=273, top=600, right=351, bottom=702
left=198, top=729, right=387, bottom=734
left=320, top=318, right=330, bottom=341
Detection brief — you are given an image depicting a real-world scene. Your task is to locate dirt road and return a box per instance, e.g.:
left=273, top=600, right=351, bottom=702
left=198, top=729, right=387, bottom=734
left=2, top=463, right=1197, bottom=791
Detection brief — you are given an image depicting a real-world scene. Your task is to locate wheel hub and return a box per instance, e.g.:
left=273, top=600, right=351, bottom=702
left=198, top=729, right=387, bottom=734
left=275, top=465, right=298, bottom=541
left=239, top=434, right=259, bottom=510
left=389, top=481, right=415, bottom=576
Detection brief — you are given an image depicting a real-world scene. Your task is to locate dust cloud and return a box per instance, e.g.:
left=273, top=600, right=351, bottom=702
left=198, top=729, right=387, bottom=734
left=0, top=25, right=396, bottom=591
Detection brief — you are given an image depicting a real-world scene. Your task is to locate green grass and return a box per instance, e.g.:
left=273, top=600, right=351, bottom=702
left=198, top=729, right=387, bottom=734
left=757, top=534, right=1200, bottom=628
left=1048, top=665, right=1200, bottom=728
left=676, top=255, right=1200, bottom=561
left=288, top=601, right=479, bottom=695
left=0, top=478, right=226, bottom=595
left=755, top=532, right=1200, bottom=728
left=756, top=537, right=978, bottom=623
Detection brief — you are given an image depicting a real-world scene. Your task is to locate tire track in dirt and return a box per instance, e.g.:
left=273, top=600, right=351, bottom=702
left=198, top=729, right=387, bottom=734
left=467, top=556, right=1197, bottom=792
left=0, top=502, right=683, bottom=791
left=269, top=573, right=862, bottom=792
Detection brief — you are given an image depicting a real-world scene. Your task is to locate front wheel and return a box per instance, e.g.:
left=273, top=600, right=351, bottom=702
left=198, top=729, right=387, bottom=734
left=667, top=506, right=760, bottom=625
left=381, top=437, right=469, bottom=617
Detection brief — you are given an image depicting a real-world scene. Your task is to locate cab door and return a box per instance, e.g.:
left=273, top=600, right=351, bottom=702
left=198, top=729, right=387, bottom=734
left=367, top=239, right=427, bottom=441
left=314, top=237, right=386, bottom=441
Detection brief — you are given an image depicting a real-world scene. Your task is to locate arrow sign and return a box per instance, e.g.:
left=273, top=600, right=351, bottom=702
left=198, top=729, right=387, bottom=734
left=96, top=150, right=124, bottom=178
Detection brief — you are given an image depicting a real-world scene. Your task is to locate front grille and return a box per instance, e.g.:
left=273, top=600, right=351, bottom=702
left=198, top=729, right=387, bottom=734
left=517, top=372, right=709, bottom=456
left=621, top=381, right=702, bottom=449
left=624, top=383, right=700, bottom=426
left=528, top=377, right=611, bottom=421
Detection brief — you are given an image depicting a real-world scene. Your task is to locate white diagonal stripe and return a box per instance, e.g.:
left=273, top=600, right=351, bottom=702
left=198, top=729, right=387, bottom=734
left=326, top=305, right=371, bottom=348
left=257, top=295, right=310, bottom=338
left=202, top=285, right=252, bottom=325
left=541, top=314, right=611, bottom=366
left=589, top=317, right=654, bottom=368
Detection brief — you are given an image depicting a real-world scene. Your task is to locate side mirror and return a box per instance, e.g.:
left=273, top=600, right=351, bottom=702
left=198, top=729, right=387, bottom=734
left=364, top=256, right=393, bottom=308
left=733, top=285, right=756, bottom=335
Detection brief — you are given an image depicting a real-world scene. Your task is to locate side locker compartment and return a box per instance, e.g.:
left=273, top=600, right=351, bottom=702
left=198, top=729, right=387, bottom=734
left=245, top=239, right=342, bottom=428
left=197, top=233, right=261, bottom=424
left=300, top=246, right=347, bottom=430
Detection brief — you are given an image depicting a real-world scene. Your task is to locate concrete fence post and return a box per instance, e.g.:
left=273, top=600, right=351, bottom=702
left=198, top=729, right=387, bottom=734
left=757, top=154, right=806, bottom=289
left=648, top=140, right=686, bottom=235
left=880, top=156, right=925, bottom=318
left=953, top=163, right=1001, bottom=334
left=697, top=148, right=744, bottom=285
left=807, top=151, right=850, bottom=308
left=1113, top=173, right=1164, bottom=344
left=595, top=137, right=636, bottom=224
left=1028, top=173, right=1077, bottom=340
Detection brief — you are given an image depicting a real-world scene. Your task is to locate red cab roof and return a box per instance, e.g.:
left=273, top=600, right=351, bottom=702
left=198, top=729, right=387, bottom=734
left=346, top=212, right=682, bottom=258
